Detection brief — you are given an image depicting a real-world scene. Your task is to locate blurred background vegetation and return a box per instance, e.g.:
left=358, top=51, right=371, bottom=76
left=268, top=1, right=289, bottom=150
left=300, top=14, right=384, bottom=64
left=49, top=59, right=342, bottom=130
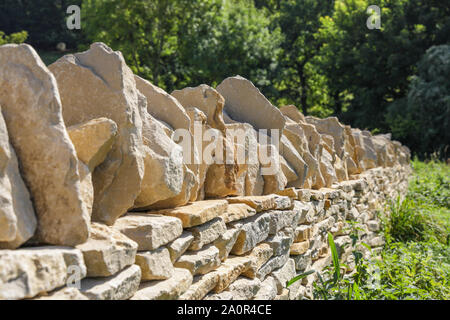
left=0, top=0, right=448, bottom=159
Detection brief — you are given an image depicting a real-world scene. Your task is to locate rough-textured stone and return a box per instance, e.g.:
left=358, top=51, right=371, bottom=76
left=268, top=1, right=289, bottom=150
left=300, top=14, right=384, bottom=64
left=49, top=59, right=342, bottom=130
left=214, top=228, right=241, bottom=261
left=179, top=272, right=219, bottom=300
left=256, top=253, right=290, bottom=280
left=221, top=203, right=256, bottom=224
left=242, top=243, right=274, bottom=278
left=1, top=43, right=90, bottom=246
left=226, top=277, right=261, bottom=300
left=80, top=264, right=141, bottom=300
left=0, top=111, right=36, bottom=249
left=76, top=223, right=138, bottom=277
left=49, top=42, right=145, bottom=227
left=175, top=244, right=221, bottom=275
left=226, top=195, right=283, bottom=212
left=135, top=247, right=174, bottom=280
left=290, top=241, right=310, bottom=255
left=254, top=276, right=278, bottom=300
left=211, top=256, right=252, bottom=293
left=230, top=213, right=271, bottom=255
left=271, top=258, right=296, bottom=293
left=280, top=105, right=305, bottom=123
left=292, top=250, right=312, bottom=272
left=187, top=217, right=227, bottom=251
left=264, top=233, right=294, bottom=257
left=131, top=268, right=193, bottom=300
left=167, top=231, right=194, bottom=263
left=0, top=247, right=86, bottom=300
left=113, top=214, right=183, bottom=251
left=294, top=225, right=313, bottom=242
left=150, top=200, right=228, bottom=228
left=267, top=210, right=299, bottom=235
left=216, top=76, right=285, bottom=138
left=67, top=118, right=117, bottom=171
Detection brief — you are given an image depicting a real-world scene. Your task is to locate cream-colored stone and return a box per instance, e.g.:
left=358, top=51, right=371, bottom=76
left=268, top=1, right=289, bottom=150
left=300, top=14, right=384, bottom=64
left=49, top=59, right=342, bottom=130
left=226, top=277, right=261, bottom=300
left=76, top=223, right=138, bottom=277
left=214, top=228, right=241, bottom=261
left=34, top=287, right=88, bottom=300
left=135, top=247, right=174, bottom=280
left=187, top=217, right=227, bottom=251
left=131, top=268, right=193, bottom=300
left=0, top=110, right=36, bottom=249
left=1, top=44, right=90, bottom=245
left=150, top=200, right=228, bottom=228
left=175, top=244, right=221, bottom=275
left=80, top=264, right=141, bottom=300
left=229, top=213, right=271, bottom=255
left=271, top=258, right=296, bottom=293
left=167, top=231, right=194, bottom=263
left=67, top=118, right=117, bottom=171
left=113, top=214, right=183, bottom=251
left=49, top=42, right=145, bottom=227
left=294, top=225, right=313, bottom=242
left=221, top=203, right=256, bottom=224
left=241, top=243, right=274, bottom=278
left=211, top=256, right=252, bottom=293
left=179, top=272, right=219, bottom=300
left=0, top=247, right=86, bottom=300
left=254, top=276, right=278, bottom=300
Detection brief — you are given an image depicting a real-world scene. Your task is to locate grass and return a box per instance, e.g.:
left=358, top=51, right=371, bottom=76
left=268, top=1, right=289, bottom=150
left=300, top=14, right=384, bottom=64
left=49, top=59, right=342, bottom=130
left=289, top=158, right=450, bottom=300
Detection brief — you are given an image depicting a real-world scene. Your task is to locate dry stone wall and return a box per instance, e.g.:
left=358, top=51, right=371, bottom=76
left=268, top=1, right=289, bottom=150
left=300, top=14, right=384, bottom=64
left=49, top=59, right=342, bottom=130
left=0, top=42, right=411, bottom=300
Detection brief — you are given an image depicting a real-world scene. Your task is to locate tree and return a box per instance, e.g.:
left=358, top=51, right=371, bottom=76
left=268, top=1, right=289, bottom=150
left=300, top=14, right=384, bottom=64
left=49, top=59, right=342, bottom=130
left=316, top=0, right=450, bottom=132
left=273, top=0, right=334, bottom=115
left=387, top=45, right=450, bottom=158
left=0, top=31, right=28, bottom=46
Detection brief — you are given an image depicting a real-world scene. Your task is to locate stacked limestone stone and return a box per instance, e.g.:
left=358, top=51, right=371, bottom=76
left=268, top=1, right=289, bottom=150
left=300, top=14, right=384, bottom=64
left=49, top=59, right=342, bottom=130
left=0, top=42, right=411, bottom=300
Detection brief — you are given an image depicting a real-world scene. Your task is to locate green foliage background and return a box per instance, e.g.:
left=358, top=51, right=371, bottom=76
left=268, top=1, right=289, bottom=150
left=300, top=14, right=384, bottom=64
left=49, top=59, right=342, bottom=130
left=0, top=0, right=449, bottom=158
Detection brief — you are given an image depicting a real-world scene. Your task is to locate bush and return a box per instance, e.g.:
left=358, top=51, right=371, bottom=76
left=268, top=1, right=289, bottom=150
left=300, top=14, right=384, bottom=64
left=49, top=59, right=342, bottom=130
left=0, top=30, right=28, bottom=45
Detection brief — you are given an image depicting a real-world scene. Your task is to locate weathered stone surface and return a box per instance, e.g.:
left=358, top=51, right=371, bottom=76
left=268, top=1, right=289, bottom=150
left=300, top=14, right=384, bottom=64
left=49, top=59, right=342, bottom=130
left=0, top=247, right=86, bottom=300
left=167, top=231, right=194, bottom=263
left=271, top=259, right=296, bottom=293
left=259, top=143, right=288, bottom=194
left=280, top=155, right=298, bottom=184
left=34, top=287, right=88, bottom=300
left=49, top=42, right=145, bottom=227
left=242, top=243, right=274, bottom=278
left=76, top=223, right=138, bottom=277
left=280, top=105, right=305, bottom=123
left=0, top=110, right=36, bottom=249
left=216, top=76, right=285, bottom=138
left=230, top=213, right=271, bottom=255
left=221, top=203, right=256, bottom=223
left=67, top=118, right=117, bottom=171
left=226, top=277, right=261, bottom=300
left=179, top=272, right=219, bottom=300
left=131, top=268, right=193, bottom=300
left=291, top=250, right=312, bottom=272
left=1, top=43, right=90, bottom=246
left=225, top=122, right=261, bottom=196
left=80, top=264, right=141, bottom=300
left=290, top=241, right=310, bottom=255
left=135, top=75, right=191, bottom=131
left=226, top=195, right=287, bottom=212
left=135, top=247, right=174, bottom=280
left=113, top=214, right=183, bottom=251
left=294, top=225, right=313, bottom=242
left=133, top=104, right=186, bottom=209
left=172, top=85, right=226, bottom=134
left=267, top=210, right=299, bottom=235
left=254, top=276, right=278, bottom=300
left=276, top=188, right=299, bottom=199
left=256, top=253, right=290, bottom=280
left=187, top=217, right=227, bottom=251
left=264, top=233, right=294, bottom=257
left=175, top=244, right=221, bottom=275
left=204, top=291, right=234, bottom=300
left=211, top=256, right=252, bottom=293
left=150, top=200, right=228, bottom=228
left=274, top=288, right=290, bottom=300
left=214, top=228, right=241, bottom=261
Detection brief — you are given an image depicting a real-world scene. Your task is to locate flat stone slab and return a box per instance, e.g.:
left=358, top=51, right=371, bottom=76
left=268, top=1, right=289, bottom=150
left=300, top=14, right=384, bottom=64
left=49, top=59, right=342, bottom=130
left=175, top=245, right=221, bottom=275
left=113, top=214, right=183, bottom=251
left=226, top=277, right=261, bottom=300
left=226, top=195, right=290, bottom=212
left=131, top=268, right=193, bottom=300
left=256, top=253, right=290, bottom=281
left=149, top=200, right=228, bottom=228
left=290, top=241, right=310, bottom=255
left=76, top=222, right=138, bottom=277
left=34, top=287, right=88, bottom=300
left=242, top=243, right=274, bottom=279
left=179, top=273, right=219, bottom=300
left=210, top=256, right=252, bottom=293
left=254, top=276, right=278, bottom=300
left=294, top=225, right=313, bottom=242
left=80, top=264, right=141, bottom=300
left=167, top=231, right=194, bottom=263
left=187, top=217, right=227, bottom=251
left=229, top=213, right=271, bottom=255
left=221, top=203, right=256, bottom=223
left=0, top=246, right=86, bottom=300
left=135, top=247, right=174, bottom=280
